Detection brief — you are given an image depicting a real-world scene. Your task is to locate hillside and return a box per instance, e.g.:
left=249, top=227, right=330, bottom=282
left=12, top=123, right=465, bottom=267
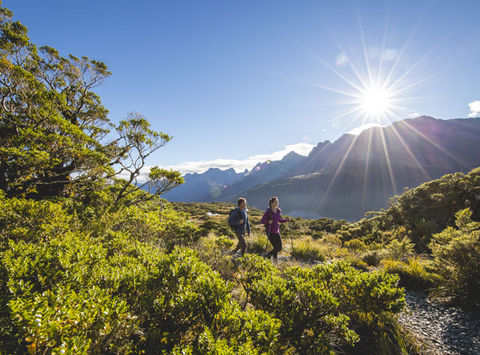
left=162, top=168, right=245, bottom=202
left=163, top=116, right=480, bottom=221
left=240, top=116, right=480, bottom=220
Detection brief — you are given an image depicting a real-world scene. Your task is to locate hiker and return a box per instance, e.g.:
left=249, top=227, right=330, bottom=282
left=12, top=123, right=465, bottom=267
left=260, top=196, right=289, bottom=261
left=228, top=197, right=251, bottom=258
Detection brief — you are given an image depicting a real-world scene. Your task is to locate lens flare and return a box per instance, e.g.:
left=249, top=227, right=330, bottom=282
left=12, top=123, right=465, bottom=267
left=295, top=13, right=446, bottom=210
left=358, top=85, right=393, bottom=117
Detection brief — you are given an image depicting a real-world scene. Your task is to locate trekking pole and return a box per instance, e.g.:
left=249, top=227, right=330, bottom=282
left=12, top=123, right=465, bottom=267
left=267, top=222, right=271, bottom=256
left=288, top=218, right=294, bottom=258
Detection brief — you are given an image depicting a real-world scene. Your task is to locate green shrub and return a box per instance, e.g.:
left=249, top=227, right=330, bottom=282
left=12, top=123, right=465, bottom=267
left=385, top=236, right=415, bottom=261
left=344, top=256, right=370, bottom=271
left=247, top=233, right=270, bottom=255
left=361, top=249, right=387, bottom=267
left=189, top=303, right=282, bottom=354
left=291, top=238, right=326, bottom=262
left=109, top=201, right=199, bottom=249
left=429, top=208, right=480, bottom=308
left=195, top=235, right=236, bottom=280
left=9, top=286, right=136, bottom=354
left=238, top=255, right=357, bottom=353
left=0, top=192, right=72, bottom=248
left=311, top=231, right=324, bottom=240
left=382, top=258, right=438, bottom=291
left=238, top=255, right=406, bottom=354
left=344, top=238, right=367, bottom=252
left=321, top=234, right=343, bottom=246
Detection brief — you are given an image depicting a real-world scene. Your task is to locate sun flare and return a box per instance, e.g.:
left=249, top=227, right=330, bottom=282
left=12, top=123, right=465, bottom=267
left=358, top=85, right=392, bottom=116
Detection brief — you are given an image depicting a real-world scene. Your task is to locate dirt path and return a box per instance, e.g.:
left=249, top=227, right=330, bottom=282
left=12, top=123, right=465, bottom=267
left=398, top=291, right=480, bottom=354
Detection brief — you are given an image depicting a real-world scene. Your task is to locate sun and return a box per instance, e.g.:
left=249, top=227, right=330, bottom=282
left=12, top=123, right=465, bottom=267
left=358, top=85, right=393, bottom=117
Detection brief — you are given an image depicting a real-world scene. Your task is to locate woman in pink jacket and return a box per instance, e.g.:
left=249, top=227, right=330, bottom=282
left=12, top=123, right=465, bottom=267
left=260, top=196, right=290, bottom=261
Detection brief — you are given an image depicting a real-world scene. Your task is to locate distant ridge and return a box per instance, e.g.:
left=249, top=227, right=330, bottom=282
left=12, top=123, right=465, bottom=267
left=162, top=167, right=244, bottom=202
left=240, top=116, right=480, bottom=220
left=164, top=116, right=480, bottom=220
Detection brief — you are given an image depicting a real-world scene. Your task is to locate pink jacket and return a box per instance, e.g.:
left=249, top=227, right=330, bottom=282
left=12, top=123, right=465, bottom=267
left=260, top=208, right=288, bottom=234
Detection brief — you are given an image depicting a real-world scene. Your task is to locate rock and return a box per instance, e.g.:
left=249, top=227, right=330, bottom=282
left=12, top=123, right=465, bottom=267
left=399, top=291, right=480, bottom=354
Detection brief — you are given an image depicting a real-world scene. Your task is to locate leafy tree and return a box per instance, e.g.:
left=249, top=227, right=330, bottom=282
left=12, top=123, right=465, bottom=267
left=0, top=2, right=182, bottom=201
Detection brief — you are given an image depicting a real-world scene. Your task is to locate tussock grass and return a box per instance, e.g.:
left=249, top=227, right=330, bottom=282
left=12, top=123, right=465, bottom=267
left=291, top=237, right=326, bottom=262
left=382, top=257, right=439, bottom=291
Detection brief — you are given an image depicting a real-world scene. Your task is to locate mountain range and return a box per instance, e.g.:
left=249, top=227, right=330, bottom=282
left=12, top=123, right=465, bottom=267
left=163, top=116, right=480, bottom=220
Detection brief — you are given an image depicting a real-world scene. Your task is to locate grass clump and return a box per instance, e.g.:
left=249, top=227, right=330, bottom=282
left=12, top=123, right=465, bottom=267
left=291, top=237, right=326, bottom=262
left=382, top=257, right=439, bottom=291
left=344, top=238, right=367, bottom=252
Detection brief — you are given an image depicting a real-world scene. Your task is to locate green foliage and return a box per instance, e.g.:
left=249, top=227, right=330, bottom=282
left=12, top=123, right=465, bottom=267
left=109, top=200, right=199, bottom=250
left=191, top=304, right=282, bottom=354
left=0, top=189, right=288, bottom=353
left=9, top=286, right=136, bottom=354
left=382, top=258, right=439, bottom=291
left=247, top=233, right=270, bottom=255
left=320, top=234, right=343, bottom=246
left=429, top=208, right=480, bottom=308
left=308, top=217, right=349, bottom=234
left=343, top=256, right=370, bottom=272
left=344, top=238, right=367, bottom=252
left=361, top=249, right=387, bottom=267
left=291, top=238, right=326, bottom=262
left=385, top=236, right=415, bottom=261
left=141, top=248, right=233, bottom=352
left=238, top=255, right=406, bottom=354
left=0, top=191, right=72, bottom=248
left=197, top=217, right=233, bottom=238
left=361, top=167, right=480, bottom=252
left=195, top=235, right=236, bottom=281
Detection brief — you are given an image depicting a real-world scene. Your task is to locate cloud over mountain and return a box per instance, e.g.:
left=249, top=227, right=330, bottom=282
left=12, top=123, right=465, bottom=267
left=163, top=142, right=315, bottom=175
left=468, top=100, right=480, bottom=118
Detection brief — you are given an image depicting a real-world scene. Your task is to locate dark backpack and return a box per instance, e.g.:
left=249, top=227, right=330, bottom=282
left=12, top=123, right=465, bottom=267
left=228, top=208, right=241, bottom=229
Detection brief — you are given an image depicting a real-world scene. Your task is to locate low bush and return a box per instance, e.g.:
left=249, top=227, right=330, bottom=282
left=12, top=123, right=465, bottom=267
left=237, top=255, right=407, bottom=354
left=385, top=236, right=415, bottom=261
left=247, top=232, right=270, bottom=255
left=0, top=194, right=281, bottom=353
left=195, top=234, right=236, bottom=280
left=361, top=249, right=387, bottom=267
left=429, top=208, right=480, bottom=308
left=343, top=256, right=370, bottom=271
left=291, top=238, right=326, bottom=262
left=321, top=234, right=343, bottom=246
left=344, top=238, right=367, bottom=252
left=382, top=258, right=439, bottom=291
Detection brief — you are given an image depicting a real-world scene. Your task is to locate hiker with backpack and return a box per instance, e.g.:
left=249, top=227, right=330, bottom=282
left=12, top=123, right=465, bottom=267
left=260, top=196, right=290, bottom=262
left=228, top=198, right=251, bottom=258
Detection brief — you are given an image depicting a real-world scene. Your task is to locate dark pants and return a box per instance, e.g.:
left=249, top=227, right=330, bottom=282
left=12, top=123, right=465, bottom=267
left=266, top=232, right=282, bottom=260
left=234, top=230, right=247, bottom=255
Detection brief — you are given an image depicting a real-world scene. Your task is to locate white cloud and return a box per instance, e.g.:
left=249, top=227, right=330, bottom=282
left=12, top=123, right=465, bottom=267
left=347, top=123, right=384, bottom=135
left=133, top=142, right=316, bottom=179
left=335, top=53, right=348, bottom=67
left=408, top=113, right=420, bottom=118
left=468, top=100, right=480, bottom=118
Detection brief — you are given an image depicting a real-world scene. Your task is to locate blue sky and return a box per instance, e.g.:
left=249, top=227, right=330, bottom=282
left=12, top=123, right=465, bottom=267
left=5, top=0, right=480, bottom=173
